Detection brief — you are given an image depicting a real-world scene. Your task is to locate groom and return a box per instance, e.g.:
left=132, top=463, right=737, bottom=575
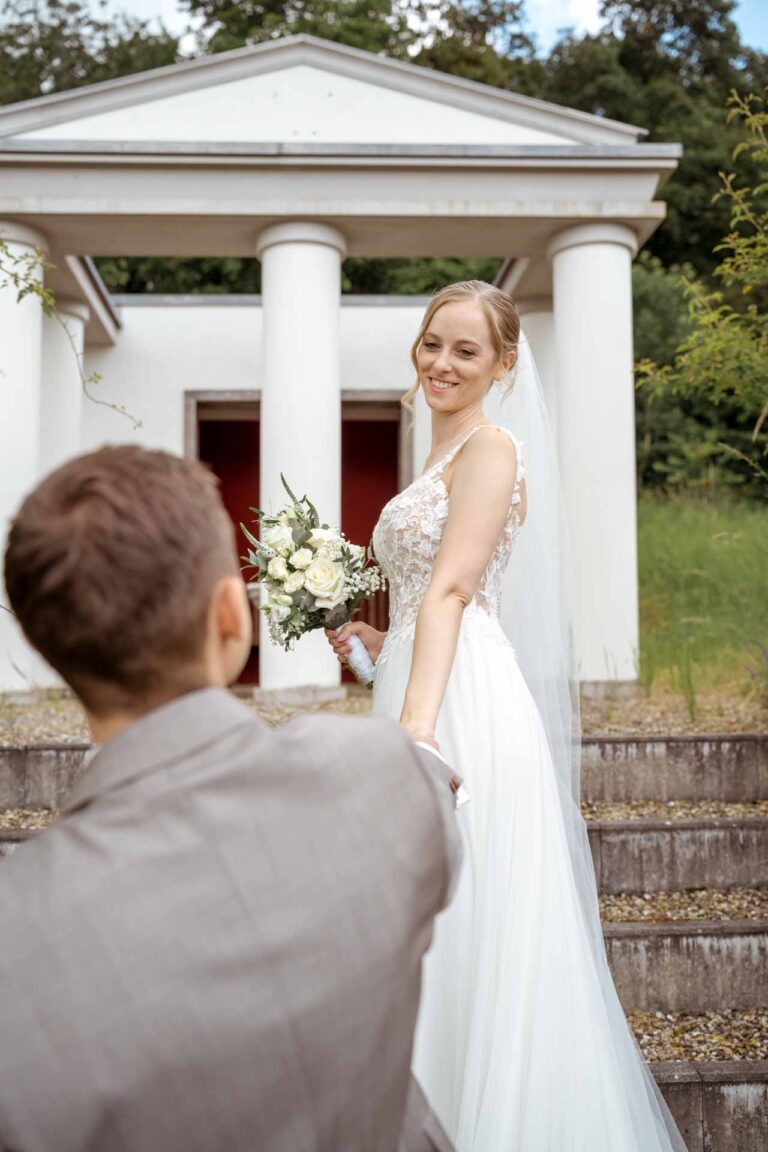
left=0, top=445, right=460, bottom=1152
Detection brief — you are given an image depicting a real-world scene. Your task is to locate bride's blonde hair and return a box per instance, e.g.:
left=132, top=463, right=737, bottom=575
left=402, top=280, right=521, bottom=414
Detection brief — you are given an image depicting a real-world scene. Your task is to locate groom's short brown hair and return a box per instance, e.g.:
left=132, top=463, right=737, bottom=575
left=4, top=445, right=238, bottom=712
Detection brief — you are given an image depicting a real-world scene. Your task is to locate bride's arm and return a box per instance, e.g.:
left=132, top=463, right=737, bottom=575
left=400, top=429, right=519, bottom=746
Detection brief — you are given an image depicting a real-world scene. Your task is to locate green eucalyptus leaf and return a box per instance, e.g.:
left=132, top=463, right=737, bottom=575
left=241, top=522, right=261, bottom=550
left=280, top=473, right=300, bottom=505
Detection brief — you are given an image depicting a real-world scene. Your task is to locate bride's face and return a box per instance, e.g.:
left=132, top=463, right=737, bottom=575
left=416, top=300, right=499, bottom=413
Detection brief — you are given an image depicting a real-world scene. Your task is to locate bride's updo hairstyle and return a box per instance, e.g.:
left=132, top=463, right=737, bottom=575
left=401, top=280, right=521, bottom=414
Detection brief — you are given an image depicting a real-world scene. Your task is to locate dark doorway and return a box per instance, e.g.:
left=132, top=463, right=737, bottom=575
left=189, top=393, right=407, bottom=688
left=197, top=406, right=261, bottom=685
left=341, top=400, right=401, bottom=683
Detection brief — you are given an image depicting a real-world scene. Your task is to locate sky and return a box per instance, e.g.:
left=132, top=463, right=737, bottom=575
left=109, top=0, right=768, bottom=57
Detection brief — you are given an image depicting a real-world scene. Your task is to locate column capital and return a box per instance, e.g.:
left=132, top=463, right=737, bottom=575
left=547, top=224, right=638, bottom=262
left=256, top=222, right=347, bottom=260
left=0, top=220, right=48, bottom=252
left=55, top=298, right=91, bottom=325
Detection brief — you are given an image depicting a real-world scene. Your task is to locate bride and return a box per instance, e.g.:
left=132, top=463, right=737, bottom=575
left=326, top=281, right=687, bottom=1151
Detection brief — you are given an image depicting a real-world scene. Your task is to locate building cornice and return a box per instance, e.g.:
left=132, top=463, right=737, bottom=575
left=0, top=140, right=681, bottom=164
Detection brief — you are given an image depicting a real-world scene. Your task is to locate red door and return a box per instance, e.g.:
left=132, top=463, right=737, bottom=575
left=341, top=409, right=399, bottom=683
left=199, top=405, right=401, bottom=687
left=198, top=415, right=261, bottom=684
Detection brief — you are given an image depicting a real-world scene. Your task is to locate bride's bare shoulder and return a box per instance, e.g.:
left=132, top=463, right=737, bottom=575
left=445, top=426, right=518, bottom=493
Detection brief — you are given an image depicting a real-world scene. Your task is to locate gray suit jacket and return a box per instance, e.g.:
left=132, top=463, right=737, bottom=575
left=0, top=688, right=460, bottom=1152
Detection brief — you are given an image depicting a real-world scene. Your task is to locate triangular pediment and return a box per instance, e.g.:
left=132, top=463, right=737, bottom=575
left=0, top=35, right=644, bottom=148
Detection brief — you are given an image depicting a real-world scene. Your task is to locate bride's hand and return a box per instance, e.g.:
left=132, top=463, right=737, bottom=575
left=400, top=720, right=440, bottom=752
left=324, top=621, right=386, bottom=666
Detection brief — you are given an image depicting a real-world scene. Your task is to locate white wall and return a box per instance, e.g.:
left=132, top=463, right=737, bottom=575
left=82, top=303, right=262, bottom=454
left=82, top=298, right=427, bottom=456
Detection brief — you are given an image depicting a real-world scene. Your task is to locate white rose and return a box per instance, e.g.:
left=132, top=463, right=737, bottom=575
left=267, top=603, right=291, bottom=622
left=307, top=526, right=342, bottom=550
left=304, top=558, right=346, bottom=608
left=271, top=592, right=293, bottom=607
left=289, top=547, right=313, bottom=570
left=283, top=571, right=306, bottom=594
left=267, top=556, right=289, bottom=581
left=263, top=524, right=295, bottom=557
left=347, top=543, right=366, bottom=563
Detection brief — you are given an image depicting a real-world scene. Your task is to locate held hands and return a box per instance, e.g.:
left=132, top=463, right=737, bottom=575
left=401, top=722, right=440, bottom=751
left=325, top=621, right=386, bottom=667
left=325, top=626, right=458, bottom=796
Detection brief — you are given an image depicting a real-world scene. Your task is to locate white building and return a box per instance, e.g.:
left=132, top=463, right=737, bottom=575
left=0, top=34, right=680, bottom=693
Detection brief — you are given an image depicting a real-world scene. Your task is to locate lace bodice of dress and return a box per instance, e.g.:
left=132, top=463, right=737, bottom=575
left=372, top=423, right=526, bottom=651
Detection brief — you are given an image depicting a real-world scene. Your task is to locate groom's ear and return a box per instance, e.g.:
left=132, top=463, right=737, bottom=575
left=210, top=575, right=253, bottom=681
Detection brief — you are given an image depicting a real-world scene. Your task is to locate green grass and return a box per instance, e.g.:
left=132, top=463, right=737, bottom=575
left=638, top=493, right=768, bottom=706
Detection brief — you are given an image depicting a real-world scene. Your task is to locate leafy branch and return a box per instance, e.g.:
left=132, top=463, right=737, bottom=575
left=636, top=88, right=768, bottom=488
left=0, top=237, right=142, bottom=430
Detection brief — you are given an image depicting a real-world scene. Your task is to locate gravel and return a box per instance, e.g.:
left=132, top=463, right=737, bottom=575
left=583, top=800, right=768, bottom=822
left=0, top=809, right=55, bottom=831
left=1, top=683, right=766, bottom=746
left=630, top=1009, right=768, bottom=1062
left=599, top=887, right=768, bottom=923
left=579, top=689, right=768, bottom=737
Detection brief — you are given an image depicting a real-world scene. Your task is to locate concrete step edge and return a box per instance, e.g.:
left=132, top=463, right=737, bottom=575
left=649, top=1059, right=768, bottom=1152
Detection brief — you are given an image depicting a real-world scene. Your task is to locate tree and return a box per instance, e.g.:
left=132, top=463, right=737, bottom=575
left=637, top=90, right=768, bottom=494
left=540, top=2, right=768, bottom=274
left=600, top=0, right=745, bottom=94
left=409, top=0, right=539, bottom=95
left=0, top=0, right=179, bottom=106
left=182, top=0, right=416, bottom=58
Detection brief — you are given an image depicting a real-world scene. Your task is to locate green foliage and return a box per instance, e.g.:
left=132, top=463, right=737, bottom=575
left=0, top=238, right=142, bottom=428
left=539, top=2, right=768, bottom=274
left=182, top=0, right=415, bottom=57
left=0, top=238, right=55, bottom=314
left=94, top=254, right=502, bottom=296
left=637, top=90, right=768, bottom=494
left=409, top=0, right=539, bottom=94
left=633, top=252, right=692, bottom=365
left=637, top=491, right=768, bottom=698
left=0, top=0, right=179, bottom=106
left=94, top=256, right=262, bottom=295
left=341, top=256, right=503, bottom=295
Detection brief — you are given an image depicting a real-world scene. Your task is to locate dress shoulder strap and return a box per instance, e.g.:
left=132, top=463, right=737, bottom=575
left=427, top=423, right=526, bottom=488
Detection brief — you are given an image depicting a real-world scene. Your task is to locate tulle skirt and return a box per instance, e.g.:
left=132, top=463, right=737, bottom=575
left=372, top=609, right=688, bottom=1152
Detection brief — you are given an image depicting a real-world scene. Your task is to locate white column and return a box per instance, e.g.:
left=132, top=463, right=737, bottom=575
left=548, top=224, right=639, bottom=687
left=0, top=221, right=57, bottom=690
left=517, top=298, right=558, bottom=447
left=40, top=300, right=90, bottom=477
left=256, top=222, right=346, bottom=689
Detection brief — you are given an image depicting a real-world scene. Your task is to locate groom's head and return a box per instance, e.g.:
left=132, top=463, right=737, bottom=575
left=4, top=445, right=252, bottom=719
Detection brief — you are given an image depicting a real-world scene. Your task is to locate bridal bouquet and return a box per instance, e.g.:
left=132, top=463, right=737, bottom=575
left=241, top=476, right=386, bottom=688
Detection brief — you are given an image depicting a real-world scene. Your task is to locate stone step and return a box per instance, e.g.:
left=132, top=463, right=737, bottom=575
left=4, top=805, right=767, bottom=901
left=3, top=820, right=765, bottom=1015
left=587, top=816, right=768, bottom=894
left=652, top=1061, right=767, bottom=1152
left=2, top=733, right=766, bottom=806
left=606, top=920, right=767, bottom=1012
left=0, top=743, right=88, bottom=809
left=582, top=733, right=767, bottom=803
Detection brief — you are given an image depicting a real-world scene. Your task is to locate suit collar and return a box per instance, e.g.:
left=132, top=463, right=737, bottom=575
left=64, top=687, right=262, bottom=813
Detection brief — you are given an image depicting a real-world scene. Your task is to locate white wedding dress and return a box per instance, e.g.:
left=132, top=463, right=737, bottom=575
left=370, top=423, right=687, bottom=1151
